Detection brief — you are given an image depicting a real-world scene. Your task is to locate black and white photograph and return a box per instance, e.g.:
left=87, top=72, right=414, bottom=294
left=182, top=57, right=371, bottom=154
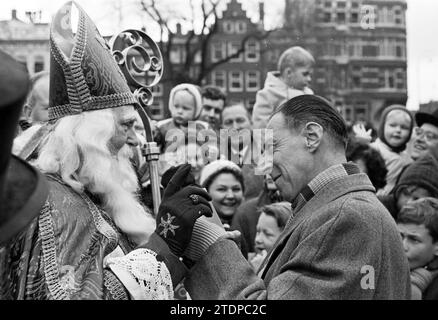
left=1, top=0, right=438, bottom=305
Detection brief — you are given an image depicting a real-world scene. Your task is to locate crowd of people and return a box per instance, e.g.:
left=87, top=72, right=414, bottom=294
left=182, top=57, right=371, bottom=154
left=1, top=1, right=438, bottom=300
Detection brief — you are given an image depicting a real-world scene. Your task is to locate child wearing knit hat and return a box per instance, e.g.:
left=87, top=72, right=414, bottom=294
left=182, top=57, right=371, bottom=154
left=396, top=198, right=438, bottom=299
left=155, top=83, right=211, bottom=153
left=378, top=149, right=438, bottom=220
left=370, top=105, right=414, bottom=196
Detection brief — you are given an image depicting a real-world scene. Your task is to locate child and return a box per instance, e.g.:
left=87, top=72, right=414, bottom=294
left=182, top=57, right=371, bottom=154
left=378, top=148, right=438, bottom=220
left=252, top=46, right=315, bottom=129
left=362, top=105, right=414, bottom=196
left=249, top=202, right=292, bottom=272
left=396, top=198, right=438, bottom=299
left=155, top=83, right=209, bottom=153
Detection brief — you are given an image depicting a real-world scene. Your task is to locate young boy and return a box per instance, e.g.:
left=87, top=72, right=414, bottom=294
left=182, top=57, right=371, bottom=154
left=397, top=197, right=438, bottom=299
left=252, top=46, right=315, bottom=129
left=155, top=83, right=210, bottom=153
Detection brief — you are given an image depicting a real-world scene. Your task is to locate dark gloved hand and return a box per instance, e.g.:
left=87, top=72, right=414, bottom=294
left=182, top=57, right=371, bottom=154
left=156, top=164, right=212, bottom=257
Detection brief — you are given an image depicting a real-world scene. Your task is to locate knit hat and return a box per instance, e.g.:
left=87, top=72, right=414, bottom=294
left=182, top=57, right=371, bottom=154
left=378, top=105, right=414, bottom=153
left=48, top=1, right=137, bottom=121
left=168, top=83, right=203, bottom=119
left=394, top=151, right=438, bottom=197
left=200, top=160, right=243, bottom=190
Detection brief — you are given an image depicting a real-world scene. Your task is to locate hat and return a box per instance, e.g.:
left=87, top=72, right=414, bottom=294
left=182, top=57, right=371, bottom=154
left=200, top=160, right=243, bottom=189
left=415, top=108, right=438, bottom=128
left=48, top=1, right=137, bottom=121
left=0, top=49, right=49, bottom=244
left=394, top=151, right=438, bottom=197
left=168, top=83, right=203, bottom=119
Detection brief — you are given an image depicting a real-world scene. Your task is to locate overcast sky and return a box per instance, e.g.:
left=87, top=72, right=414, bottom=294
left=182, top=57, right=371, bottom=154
left=0, top=0, right=437, bottom=110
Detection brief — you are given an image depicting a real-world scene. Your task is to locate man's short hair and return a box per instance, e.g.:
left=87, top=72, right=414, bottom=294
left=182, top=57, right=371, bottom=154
left=201, top=85, right=226, bottom=103
left=274, top=94, right=348, bottom=150
left=277, top=46, right=315, bottom=74
left=397, top=197, right=438, bottom=242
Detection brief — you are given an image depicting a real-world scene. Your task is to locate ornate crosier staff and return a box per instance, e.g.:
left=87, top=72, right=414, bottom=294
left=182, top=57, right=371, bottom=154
left=110, top=29, right=163, bottom=216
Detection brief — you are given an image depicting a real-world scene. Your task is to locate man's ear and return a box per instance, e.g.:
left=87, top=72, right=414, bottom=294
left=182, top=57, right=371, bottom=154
left=303, top=122, right=323, bottom=153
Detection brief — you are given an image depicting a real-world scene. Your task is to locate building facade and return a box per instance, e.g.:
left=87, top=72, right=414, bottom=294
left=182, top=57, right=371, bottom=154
left=0, top=10, right=50, bottom=75
left=272, top=0, right=408, bottom=124
left=154, top=0, right=265, bottom=119
left=1, top=1, right=408, bottom=124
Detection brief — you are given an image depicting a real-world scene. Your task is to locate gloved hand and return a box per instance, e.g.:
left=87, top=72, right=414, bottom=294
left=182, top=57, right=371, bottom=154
left=156, top=164, right=212, bottom=257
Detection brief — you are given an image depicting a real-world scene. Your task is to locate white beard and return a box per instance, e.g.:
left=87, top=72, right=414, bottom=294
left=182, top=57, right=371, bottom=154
left=78, top=144, right=155, bottom=245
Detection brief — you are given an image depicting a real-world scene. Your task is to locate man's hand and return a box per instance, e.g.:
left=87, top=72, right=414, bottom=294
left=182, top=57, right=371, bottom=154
left=156, top=164, right=212, bottom=257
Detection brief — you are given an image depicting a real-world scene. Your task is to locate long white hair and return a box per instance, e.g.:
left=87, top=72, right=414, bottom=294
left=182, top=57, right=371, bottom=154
left=36, top=107, right=155, bottom=244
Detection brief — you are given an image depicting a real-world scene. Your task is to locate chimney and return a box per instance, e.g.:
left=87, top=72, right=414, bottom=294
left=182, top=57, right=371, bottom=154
left=176, top=23, right=182, bottom=34
left=11, top=9, right=17, bottom=20
left=259, top=1, right=265, bottom=25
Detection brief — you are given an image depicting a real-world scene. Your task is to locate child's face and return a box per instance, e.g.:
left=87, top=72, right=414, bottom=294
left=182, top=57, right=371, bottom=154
left=397, top=222, right=438, bottom=270
left=255, top=212, right=283, bottom=254
left=383, top=110, right=411, bottom=148
left=172, top=90, right=196, bottom=126
left=286, top=64, right=313, bottom=91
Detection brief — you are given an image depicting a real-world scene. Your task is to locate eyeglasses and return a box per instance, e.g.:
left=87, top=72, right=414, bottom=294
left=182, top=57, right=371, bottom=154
left=414, top=127, right=438, bottom=142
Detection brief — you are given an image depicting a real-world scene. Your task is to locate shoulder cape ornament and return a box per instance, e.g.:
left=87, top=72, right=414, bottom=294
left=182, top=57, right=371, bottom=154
left=48, top=1, right=137, bottom=121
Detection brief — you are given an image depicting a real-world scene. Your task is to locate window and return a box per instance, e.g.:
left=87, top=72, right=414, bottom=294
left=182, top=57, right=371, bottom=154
left=246, top=70, right=260, bottom=92
left=189, top=66, right=199, bottom=79
left=245, top=41, right=260, bottom=62
left=223, top=21, right=234, bottom=34
left=212, top=70, right=226, bottom=90
left=228, top=42, right=243, bottom=62
left=350, top=12, right=359, bottom=23
left=150, top=99, right=164, bottom=120
left=395, top=69, right=405, bottom=89
left=384, top=69, right=395, bottom=89
left=355, top=104, right=369, bottom=122
left=362, top=43, right=379, bottom=57
left=396, top=45, right=403, bottom=58
left=235, top=21, right=247, bottom=34
left=229, top=71, right=243, bottom=92
left=337, top=12, right=346, bottom=24
left=34, top=56, right=45, bottom=73
left=170, top=47, right=181, bottom=64
left=323, top=12, right=331, bottom=23
left=351, top=66, right=362, bottom=88
left=211, top=42, right=226, bottom=62
left=151, top=84, right=163, bottom=97
left=194, top=50, right=202, bottom=63
left=394, top=7, right=403, bottom=25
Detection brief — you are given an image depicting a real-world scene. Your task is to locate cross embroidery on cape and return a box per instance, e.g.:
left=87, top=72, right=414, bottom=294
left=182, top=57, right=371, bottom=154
left=158, top=213, right=179, bottom=238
